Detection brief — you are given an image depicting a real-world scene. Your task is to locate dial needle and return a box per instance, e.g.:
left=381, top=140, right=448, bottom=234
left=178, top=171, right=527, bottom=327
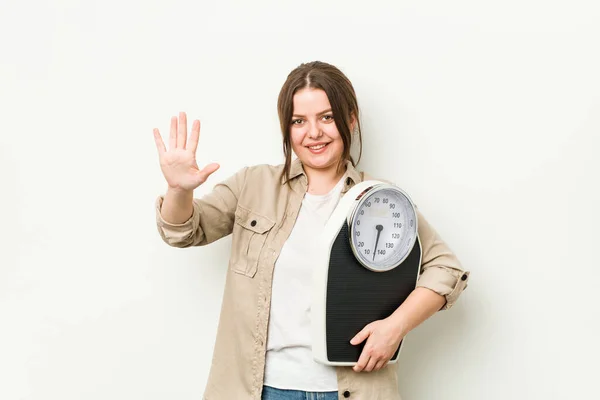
left=373, top=224, right=383, bottom=261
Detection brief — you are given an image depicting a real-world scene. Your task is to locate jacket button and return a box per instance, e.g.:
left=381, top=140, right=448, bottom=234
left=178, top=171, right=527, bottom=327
left=250, top=220, right=257, bottom=227
left=343, top=390, right=351, bottom=398
left=461, top=273, right=468, bottom=281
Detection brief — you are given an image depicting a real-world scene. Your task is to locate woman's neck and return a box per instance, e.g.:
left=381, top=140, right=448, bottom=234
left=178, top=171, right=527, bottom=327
left=305, top=163, right=346, bottom=195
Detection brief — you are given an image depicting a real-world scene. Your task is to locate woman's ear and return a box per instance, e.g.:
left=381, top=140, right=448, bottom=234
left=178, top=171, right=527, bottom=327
left=350, top=114, right=357, bottom=133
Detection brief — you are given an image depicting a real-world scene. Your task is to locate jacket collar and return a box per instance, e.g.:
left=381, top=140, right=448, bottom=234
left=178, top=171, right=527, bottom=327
left=282, top=158, right=363, bottom=191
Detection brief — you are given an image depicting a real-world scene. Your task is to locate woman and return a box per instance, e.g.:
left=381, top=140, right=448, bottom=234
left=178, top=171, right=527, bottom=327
left=153, top=61, right=469, bottom=400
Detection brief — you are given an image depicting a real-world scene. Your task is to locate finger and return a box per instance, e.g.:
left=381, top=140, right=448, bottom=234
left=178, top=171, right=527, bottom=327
left=198, top=163, right=220, bottom=184
left=178, top=111, right=187, bottom=149
left=153, top=128, right=166, bottom=156
left=353, top=348, right=370, bottom=372
left=350, top=325, right=371, bottom=345
left=169, top=116, right=177, bottom=150
left=188, top=119, right=200, bottom=154
left=374, top=359, right=387, bottom=371
left=364, top=356, right=378, bottom=372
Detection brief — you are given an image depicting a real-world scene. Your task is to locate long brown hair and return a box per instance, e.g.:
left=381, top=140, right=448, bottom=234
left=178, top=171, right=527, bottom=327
left=277, top=61, right=363, bottom=184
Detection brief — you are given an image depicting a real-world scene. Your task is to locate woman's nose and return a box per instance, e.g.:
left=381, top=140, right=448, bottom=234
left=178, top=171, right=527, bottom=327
left=308, top=124, right=322, bottom=139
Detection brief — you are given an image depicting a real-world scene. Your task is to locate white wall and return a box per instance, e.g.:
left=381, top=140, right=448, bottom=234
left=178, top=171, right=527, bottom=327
left=1, top=1, right=598, bottom=399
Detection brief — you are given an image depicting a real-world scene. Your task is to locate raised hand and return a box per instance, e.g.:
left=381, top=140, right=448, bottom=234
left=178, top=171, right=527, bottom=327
left=153, top=112, right=220, bottom=192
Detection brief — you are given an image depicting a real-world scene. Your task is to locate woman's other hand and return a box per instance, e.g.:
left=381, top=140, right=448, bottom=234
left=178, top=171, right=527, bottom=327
left=350, top=317, right=405, bottom=373
left=153, top=111, right=220, bottom=192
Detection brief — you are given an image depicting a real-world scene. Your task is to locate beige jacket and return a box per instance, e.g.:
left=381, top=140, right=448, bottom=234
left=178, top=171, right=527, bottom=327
left=155, top=159, right=469, bottom=400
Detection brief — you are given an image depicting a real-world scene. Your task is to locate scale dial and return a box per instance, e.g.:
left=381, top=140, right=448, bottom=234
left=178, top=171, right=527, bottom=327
left=349, top=184, right=418, bottom=272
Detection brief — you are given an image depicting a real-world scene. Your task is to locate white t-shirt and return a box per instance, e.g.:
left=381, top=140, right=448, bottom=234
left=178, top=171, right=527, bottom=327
left=263, top=176, right=345, bottom=391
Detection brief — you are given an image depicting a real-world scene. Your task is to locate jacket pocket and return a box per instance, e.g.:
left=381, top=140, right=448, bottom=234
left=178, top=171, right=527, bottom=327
left=230, top=205, right=275, bottom=278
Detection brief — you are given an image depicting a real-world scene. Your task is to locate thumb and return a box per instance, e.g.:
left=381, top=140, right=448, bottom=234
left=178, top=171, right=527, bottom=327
left=198, top=163, right=220, bottom=183
left=350, top=324, right=372, bottom=345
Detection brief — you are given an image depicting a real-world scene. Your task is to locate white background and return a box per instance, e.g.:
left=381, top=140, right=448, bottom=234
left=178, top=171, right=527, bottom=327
left=1, top=0, right=599, bottom=399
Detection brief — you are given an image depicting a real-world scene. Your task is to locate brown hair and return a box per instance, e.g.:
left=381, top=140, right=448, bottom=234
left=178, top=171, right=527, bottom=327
left=277, top=61, right=363, bottom=184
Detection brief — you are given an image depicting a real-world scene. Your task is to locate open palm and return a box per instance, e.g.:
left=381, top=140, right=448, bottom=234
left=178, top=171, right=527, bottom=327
left=153, top=112, right=219, bottom=191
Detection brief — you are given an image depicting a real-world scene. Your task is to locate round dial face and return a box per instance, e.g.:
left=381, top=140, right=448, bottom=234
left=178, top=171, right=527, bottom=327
left=349, top=185, right=418, bottom=272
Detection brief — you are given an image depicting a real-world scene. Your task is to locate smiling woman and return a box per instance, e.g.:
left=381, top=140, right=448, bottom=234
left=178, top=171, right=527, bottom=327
left=278, top=62, right=362, bottom=196
left=153, top=61, right=468, bottom=400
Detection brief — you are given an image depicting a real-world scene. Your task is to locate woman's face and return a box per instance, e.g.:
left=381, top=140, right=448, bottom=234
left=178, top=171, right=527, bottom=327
left=290, top=88, right=345, bottom=174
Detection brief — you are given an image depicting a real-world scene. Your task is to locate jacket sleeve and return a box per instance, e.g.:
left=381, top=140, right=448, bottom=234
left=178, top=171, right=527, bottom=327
left=415, top=208, right=469, bottom=310
left=155, top=167, right=248, bottom=248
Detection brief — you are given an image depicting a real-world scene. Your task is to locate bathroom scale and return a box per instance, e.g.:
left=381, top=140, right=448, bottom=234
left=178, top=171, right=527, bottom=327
left=312, top=180, right=422, bottom=366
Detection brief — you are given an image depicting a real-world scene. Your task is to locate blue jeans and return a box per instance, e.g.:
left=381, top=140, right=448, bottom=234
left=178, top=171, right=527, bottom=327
left=261, top=385, right=338, bottom=400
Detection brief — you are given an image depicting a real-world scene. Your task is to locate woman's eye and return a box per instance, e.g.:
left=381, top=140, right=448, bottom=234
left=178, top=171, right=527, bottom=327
left=322, top=115, right=333, bottom=121
left=292, top=119, right=303, bottom=125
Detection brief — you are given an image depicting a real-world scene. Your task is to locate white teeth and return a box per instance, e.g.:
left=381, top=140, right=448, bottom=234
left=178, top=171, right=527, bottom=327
left=309, top=144, right=326, bottom=150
